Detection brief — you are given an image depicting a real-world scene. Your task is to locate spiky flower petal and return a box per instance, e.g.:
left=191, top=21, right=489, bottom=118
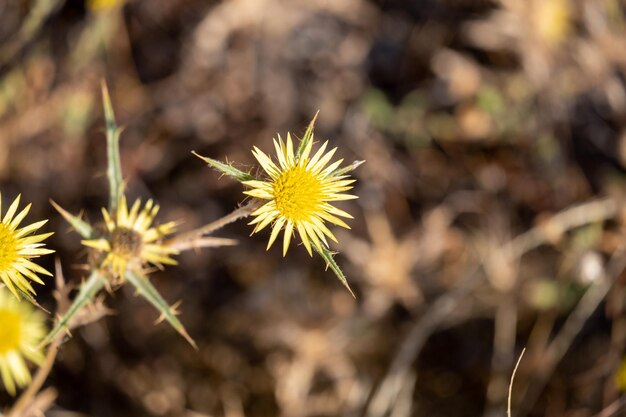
left=0, top=194, right=53, bottom=300
left=82, top=196, right=178, bottom=278
left=0, top=288, right=46, bottom=395
left=243, top=133, right=357, bottom=256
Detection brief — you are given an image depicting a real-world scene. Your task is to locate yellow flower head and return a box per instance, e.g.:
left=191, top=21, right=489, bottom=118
left=82, top=196, right=178, bottom=279
left=243, top=133, right=357, bottom=256
left=0, top=194, right=53, bottom=300
left=0, top=288, right=46, bottom=395
left=533, top=0, right=571, bottom=47
left=87, top=0, right=125, bottom=13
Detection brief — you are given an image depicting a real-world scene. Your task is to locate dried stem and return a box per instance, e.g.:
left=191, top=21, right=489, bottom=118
left=485, top=293, right=518, bottom=416
left=510, top=197, right=617, bottom=258
left=165, top=201, right=260, bottom=250
left=365, top=265, right=482, bottom=417
left=516, top=254, right=626, bottom=417
left=508, top=348, right=526, bottom=417
left=7, top=260, right=101, bottom=417
left=7, top=336, right=62, bottom=417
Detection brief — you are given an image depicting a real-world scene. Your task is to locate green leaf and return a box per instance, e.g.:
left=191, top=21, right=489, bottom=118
left=102, top=81, right=123, bottom=213
left=125, top=270, right=197, bottom=349
left=314, top=245, right=356, bottom=298
left=40, top=269, right=105, bottom=346
left=192, top=151, right=256, bottom=183
left=50, top=200, right=96, bottom=239
left=296, top=111, right=319, bottom=159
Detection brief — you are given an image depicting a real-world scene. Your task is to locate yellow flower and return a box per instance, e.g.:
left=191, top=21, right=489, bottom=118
left=82, top=197, right=178, bottom=278
left=0, top=194, right=53, bottom=300
left=0, top=288, right=46, bottom=395
left=243, top=134, right=357, bottom=256
left=86, top=0, right=125, bottom=13
left=533, top=0, right=570, bottom=47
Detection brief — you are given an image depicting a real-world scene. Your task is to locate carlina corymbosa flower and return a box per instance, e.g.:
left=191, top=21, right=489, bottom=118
left=45, top=85, right=199, bottom=349
left=0, top=287, right=46, bottom=395
left=0, top=194, right=54, bottom=301
left=194, top=114, right=363, bottom=296
left=81, top=196, right=178, bottom=279
left=243, top=133, right=357, bottom=257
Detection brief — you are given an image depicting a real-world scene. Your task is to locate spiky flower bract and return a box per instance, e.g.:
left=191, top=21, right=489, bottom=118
left=0, top=288, right=46, bottom=395
left=82, top=196, right=178, bottom=278
left=0, top=194, right=53, bottom=300
left=243, top=133, right=357, bottom=256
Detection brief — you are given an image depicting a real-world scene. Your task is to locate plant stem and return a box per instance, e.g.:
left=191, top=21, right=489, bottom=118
left=166, top=201, right=260, bottom=251
left=7, top=335, right=62, bottom=417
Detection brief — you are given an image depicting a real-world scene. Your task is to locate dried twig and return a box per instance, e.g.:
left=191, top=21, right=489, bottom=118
left=510, top=197, right=617, bottom=258
left=516, top=255, right=625, bottom=417
left=365, top=266, right=482, bottom=417
left=165, top=201, right=260, bottom=250
left=508, top=348, right=526, bottom=417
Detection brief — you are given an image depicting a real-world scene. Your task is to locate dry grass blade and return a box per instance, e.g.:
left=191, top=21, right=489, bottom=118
left=516, top=254, right=626, bottom=417
left=508, top=348, right=526, bottom=417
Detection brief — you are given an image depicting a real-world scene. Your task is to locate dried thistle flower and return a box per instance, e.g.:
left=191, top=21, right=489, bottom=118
left=0, top=194, right=53, bottom=301
left=0, top=288, right=46, bottom=395
left=82, top=196, right=178, bottom=279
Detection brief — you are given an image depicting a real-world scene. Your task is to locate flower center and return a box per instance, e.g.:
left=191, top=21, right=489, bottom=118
left=0, top=309, right=21, bottom=354
left=273, top=166, right=323, bottom=222
left=111, top=227, right=143, bottom=259
left=0, top=223, right=18, bottom=272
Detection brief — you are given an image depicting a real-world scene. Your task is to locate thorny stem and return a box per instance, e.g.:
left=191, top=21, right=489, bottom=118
left=7, top=261, right=106, bottom=417
left=165, top=200, right=260, bottom=251
left=4, top=201, right=259, bottom=414
left=7, top=336, right=63, bottom=417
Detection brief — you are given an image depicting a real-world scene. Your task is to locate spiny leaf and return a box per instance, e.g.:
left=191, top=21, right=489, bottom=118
left=332, top=160, right=365, bottom=177
left=102, top=81, right=123, bottom=213
left=125, top=270, right=197, bottom=349
left=314, top=245, right=356, bottom=298
left=16, top=287, right=37, bottom=306
left=296, top=111, right=319, bottom=159
left=40, top=270, right=105, bottom=347
left=50, top=200, right=96, bottom=239
left=192, top=151, right=256, bottom=183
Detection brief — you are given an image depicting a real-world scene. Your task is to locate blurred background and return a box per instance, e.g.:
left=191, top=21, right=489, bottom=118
left=2, top=0, right=626, bottom=416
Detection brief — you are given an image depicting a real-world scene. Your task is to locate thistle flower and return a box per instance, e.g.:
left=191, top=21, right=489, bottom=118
left=194, top=114, right=362, bottom=295
left=0, top=288, right=46, bottom=395
left=243, top=133, right=357, bottom=256
left=44, top=84, right=198, bottom=349
left=0, top=194, right=53, bottom=300
left=82, top=196, right=178, bottom=279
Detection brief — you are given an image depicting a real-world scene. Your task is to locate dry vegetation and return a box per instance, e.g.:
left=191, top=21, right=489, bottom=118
left=2, top=0, right=626, bottom=416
